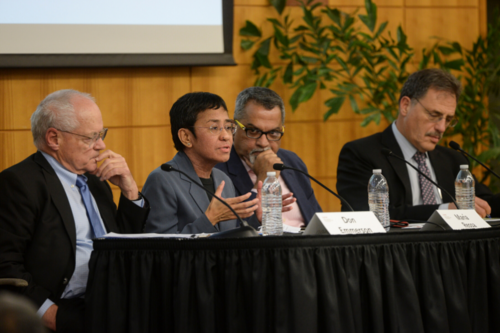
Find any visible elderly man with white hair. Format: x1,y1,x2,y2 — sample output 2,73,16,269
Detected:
0,89,150,333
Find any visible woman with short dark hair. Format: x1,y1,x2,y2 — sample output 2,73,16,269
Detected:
143,92,260,234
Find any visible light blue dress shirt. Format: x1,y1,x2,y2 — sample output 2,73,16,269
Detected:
37,152,143,317
392,122,448,209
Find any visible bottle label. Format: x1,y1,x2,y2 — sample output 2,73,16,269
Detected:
303,212,387,235
428,210,491,230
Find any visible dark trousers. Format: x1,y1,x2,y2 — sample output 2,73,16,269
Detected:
54,298,85,333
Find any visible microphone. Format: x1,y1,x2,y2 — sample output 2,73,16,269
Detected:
381,148,461,209
273,163,354,211
449,141,500,180
161,164,258,238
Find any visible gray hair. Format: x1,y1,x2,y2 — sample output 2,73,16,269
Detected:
30,89,94,149
234,87,285,124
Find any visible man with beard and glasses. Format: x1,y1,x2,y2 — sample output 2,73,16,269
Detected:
215,87,322,228
336,68,500,221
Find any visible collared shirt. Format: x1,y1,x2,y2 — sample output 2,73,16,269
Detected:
37,152,143,317
391,122,448,209
240,157,305,228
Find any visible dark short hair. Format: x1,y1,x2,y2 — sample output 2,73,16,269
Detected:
399,68,462,105
170,92,228,151
234,87,285,124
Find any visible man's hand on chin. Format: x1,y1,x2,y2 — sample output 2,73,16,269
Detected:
245,150,283,186
91,149,139,200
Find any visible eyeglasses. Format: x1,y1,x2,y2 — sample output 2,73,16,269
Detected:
235,120,284,141
414,98,458,128
189,124,237,135
57,128,108,147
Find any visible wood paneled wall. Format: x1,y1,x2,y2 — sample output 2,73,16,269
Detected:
0,0,486,212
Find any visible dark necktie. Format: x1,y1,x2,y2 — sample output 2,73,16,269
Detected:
75,175,106,238
413,152,437,205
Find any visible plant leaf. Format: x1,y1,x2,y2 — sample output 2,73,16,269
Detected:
267,18,283,28
270,0,286,15
323,96,346,120
301,56,319,64
360,113,381,126
255,53,272,68
358,0,377,32
302,6,315,28
265,74,277,87
444,59,465,70
254,38,272,68
241,39,255,50
325,7,342,26
254,73,268,87
349,95,359,113
290,87,303,111
257,38,271,55
477,147,500,161
451,42,463,55
284,62,294,83
437,46,457,55
374,21,388,38
299,82,318,103
336,57,350,75
240,20,261,37
273,25,288,47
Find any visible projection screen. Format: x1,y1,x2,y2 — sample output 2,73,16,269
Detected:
0,0,235,67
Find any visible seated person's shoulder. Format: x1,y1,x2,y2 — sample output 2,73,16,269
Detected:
342,131,383,149
0,154,42,184
143,165,175,193
213,167,233,184
277,148,305,166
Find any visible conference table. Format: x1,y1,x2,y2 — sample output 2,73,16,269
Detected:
85,227,500,333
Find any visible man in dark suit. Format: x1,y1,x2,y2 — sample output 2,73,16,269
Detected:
215,87,322,227
337,68,498,221
0,90,150,332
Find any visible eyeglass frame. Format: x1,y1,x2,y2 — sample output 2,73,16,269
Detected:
234,120,285,141
189,124,237,135
413,98,458,128
56,128,108,147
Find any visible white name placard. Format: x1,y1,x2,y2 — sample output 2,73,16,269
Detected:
428,210,491,230
304,212,386,235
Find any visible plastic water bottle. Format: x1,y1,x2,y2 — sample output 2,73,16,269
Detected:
368,169,390,231
455,164,475,210
262,171,282,236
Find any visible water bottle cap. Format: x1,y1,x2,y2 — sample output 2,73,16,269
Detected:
460,164,469,170
267,171,276,177
373,169,382,174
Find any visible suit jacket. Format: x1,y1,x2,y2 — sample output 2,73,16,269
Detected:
336,125,500,221
0,151,150,309
215,146,322,224
143,151,247,234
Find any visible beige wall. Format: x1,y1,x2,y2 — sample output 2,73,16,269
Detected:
0,0,486,211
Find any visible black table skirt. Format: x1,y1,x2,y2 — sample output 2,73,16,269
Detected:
86,229,500,333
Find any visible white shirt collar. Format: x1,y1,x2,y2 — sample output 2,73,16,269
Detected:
391,122,427,161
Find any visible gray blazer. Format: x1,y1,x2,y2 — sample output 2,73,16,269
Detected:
143,151,240,234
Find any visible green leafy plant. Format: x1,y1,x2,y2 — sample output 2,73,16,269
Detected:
418,13,500,185
240,0,500,186
240,0,414,124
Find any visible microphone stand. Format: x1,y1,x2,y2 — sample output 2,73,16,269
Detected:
381,148,461,209
449,141,500,180
161,164,259,238
273,163,354,211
